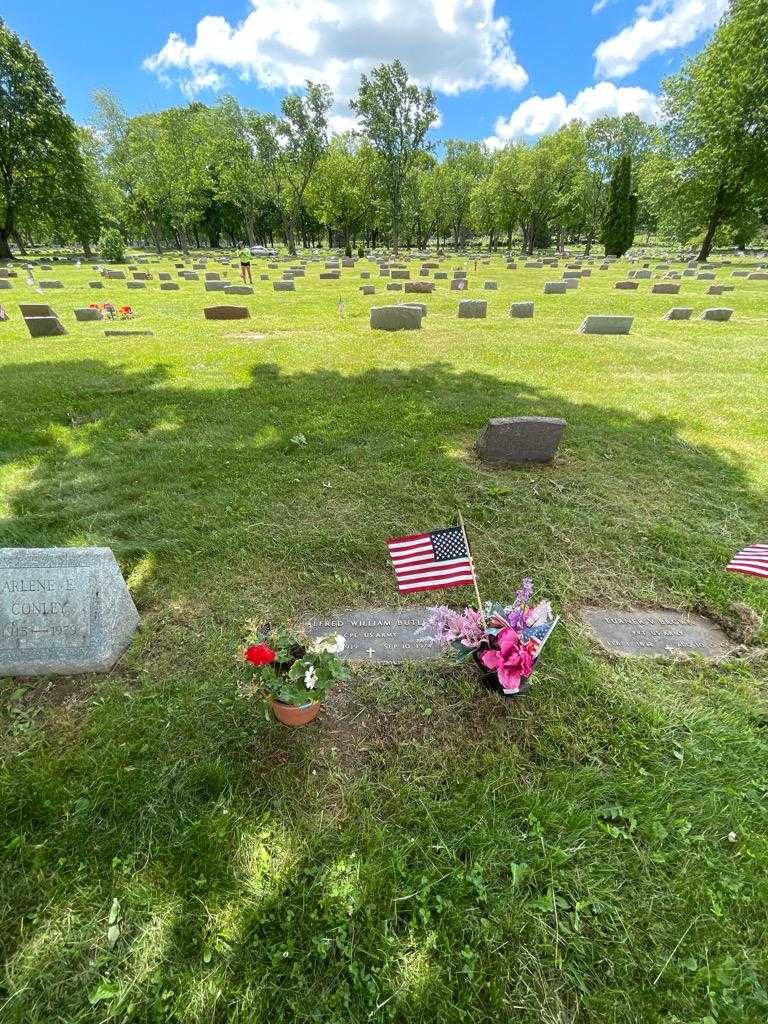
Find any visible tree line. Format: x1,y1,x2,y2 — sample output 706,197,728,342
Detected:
0,0,765,262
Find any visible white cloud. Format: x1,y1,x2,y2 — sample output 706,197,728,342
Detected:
144,0,528,115
485,81,660,148
594,0,728,78
591,0,616,12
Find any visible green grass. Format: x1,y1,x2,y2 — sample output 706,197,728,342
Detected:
1,251,767,1023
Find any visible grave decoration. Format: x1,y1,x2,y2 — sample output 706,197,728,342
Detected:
386,516,558,696
243,627,349,727
421,584,559,697
725,542,767,579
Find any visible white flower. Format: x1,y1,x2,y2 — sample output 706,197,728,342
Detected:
304,666,317,690
728,831,738,843
311,634,346,655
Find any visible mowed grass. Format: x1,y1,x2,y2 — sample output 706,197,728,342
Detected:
1,251,767,1023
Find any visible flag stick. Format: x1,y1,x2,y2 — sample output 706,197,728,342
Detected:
458,511,487,630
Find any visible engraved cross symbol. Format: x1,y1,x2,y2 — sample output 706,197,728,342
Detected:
366,648,375,658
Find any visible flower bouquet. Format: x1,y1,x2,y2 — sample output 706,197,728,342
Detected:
244,627,349,726
421,579,559,697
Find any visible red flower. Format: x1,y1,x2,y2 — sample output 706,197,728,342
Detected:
244,643,276,666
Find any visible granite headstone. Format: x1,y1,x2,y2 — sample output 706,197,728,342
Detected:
0,547,139,676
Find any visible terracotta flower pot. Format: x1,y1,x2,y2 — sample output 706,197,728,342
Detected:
270,699,321,727
472,650,531,698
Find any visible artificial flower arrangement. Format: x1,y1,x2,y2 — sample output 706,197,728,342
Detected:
244,627,349,726
421,579,559,697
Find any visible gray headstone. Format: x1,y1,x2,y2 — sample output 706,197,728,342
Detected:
652,283,681,294
615,281,639,290
457,299,487,319
302,607,442,664
578,315,633,335
204,280,227,292
225,285,253,295
509,301,534,318
104,330,154,336
404,281,434,293
700,308,733,321
544,282,567,294
697,272,716,280
663,307,694,320
0,279,12,290
747,272,768,280
273,280,295,291
203,306,249,320
398,302,427,317
89,281,104,289
475,416,566,465
391,269,410,279
74,307,102,322
450,278,468,290
0,547,139,676
370,305,422,331
581,607,730,660
483,281,498,290
707,285,725,295
39,280,63,289
360,285,375,294
160,282,180,291
23,316,67,338
127,281,145,290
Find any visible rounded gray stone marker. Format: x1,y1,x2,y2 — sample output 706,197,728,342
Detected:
475,416,566,465
0,547,139,677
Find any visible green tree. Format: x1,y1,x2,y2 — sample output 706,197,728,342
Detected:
661,0,768,260
306,134,369,249
351,59,437,251
0,19,86,258
253,82,332,255
99,226,124,262
602,154,636,256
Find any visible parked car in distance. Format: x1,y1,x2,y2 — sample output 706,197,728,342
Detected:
250,245,277,258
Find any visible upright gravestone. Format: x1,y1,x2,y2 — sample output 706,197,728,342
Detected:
475,416,566,465
0,548,139,676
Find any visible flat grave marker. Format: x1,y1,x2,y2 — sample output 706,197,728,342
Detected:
302,607,443,664
581,607,730,659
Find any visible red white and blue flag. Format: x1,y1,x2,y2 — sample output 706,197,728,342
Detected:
725,543,768,579
387,526,477,594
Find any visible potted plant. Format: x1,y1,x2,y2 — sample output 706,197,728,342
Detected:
244,627,349,726
421,579,559,697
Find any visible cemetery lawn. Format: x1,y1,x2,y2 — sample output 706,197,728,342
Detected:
1,254,768,1024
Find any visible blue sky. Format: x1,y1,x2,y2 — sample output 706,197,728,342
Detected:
5,0,727,144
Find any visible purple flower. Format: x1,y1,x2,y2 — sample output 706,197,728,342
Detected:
422,606,487,649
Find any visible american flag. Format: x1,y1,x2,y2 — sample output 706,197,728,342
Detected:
725,543,768,579
387,526,477,594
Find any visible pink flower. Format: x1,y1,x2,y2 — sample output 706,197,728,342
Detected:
524,600,553,628
480,627,537,693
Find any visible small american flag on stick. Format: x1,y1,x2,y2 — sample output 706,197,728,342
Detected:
387,526,477,594
725,543,768,579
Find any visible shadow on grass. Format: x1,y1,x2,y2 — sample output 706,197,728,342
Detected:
1,358,767,1022
1,357,764,619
